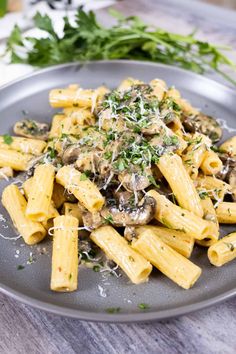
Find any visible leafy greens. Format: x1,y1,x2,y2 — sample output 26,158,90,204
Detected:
5,7,236,85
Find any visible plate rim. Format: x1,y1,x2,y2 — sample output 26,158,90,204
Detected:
1,60,236,322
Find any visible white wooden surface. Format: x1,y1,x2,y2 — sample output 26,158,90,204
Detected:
1,1,236,353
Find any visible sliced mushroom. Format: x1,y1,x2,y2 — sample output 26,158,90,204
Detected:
118,170,151,191
14,119,49,140
124,226,137,241
100,195,156,227
114,191,136,206
182,113,222,143
82,210,104,230
62,144,102,174
64,190,77,203
217,152,236,180
62,144,81,165
228,169,236,201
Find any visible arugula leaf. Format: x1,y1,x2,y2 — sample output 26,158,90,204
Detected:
4,8,236,85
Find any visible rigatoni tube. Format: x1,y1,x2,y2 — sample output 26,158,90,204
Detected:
0,136,46,155
158,154,203,217
132,229,201,289
26,164,55,222
146,190,210,239
2,185,46,245
90,226,152,284
56,165,104,213
208,232,236,266
135,225,194,258
215,202,236,223
0,149,32,171
196,197,219,247
51,215,79,292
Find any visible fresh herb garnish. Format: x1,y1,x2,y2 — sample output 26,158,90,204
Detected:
93,265,100,272
17,265,25,270
224,242,235,251
3,134,13,145
104,215,114,224
5,8,236,86
106,307,121,314
138,303,150,310
80,173,88,181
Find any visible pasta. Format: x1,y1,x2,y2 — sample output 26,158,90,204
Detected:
0,149,32,171
220,136,236,156
134,225,194,258
56,165,104,213
0,136,46,155
51,215,79,291
158,154,203,217
62,202,83,225
208,232,236,266
1,185,46,245
200,150,223,176
2,76,236,294
132,228,201,289
90,226,152,284
215,202,236,223
146,190,209,239
182,133,209,179
196,197,219,247
26,164,55,222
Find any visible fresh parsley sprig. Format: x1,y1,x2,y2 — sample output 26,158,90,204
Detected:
5,8,236,86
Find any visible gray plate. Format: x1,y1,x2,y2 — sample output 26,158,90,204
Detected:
1,60,236,323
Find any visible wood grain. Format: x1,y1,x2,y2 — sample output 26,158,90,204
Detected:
1,0,236,353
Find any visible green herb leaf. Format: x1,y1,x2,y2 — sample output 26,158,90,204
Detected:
106,307,121,314
3,134,13,145
93,265,100,272
17,265,25,270
4,8,236,86
80,173,88,181
138,303,150,310
104,215,114,224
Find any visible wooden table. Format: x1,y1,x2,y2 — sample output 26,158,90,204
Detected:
1,1,236,353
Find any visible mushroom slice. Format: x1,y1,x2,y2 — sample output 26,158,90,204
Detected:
124,226,137,242
14,119,49,140
228,169,236,202
82,210,104,230
62,144,80,165
118,170,152,191
182,113,222,143
100,196,156,227
217,153,236,180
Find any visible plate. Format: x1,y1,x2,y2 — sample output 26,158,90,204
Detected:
1,60,236,323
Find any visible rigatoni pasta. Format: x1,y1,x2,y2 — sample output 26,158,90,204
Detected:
1,185,46,245
2,77,236,295
132,228,201,289
56,165,104,213
51,215,79,291
26,164,55,222
208,232,236,266
0,149,32,171
90,226,152,284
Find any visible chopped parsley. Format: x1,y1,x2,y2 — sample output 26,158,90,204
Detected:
104,215,114,224
17,265,25,270
80,173,88,181
3,134,13,145
106,307,121,314
138,303,150,310
224,242,235,251
93,265,100,272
